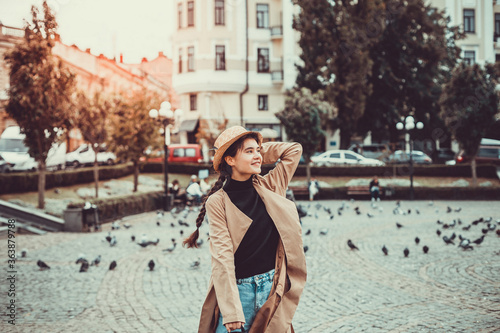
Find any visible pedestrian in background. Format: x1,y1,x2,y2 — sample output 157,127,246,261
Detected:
308,177,319,201
183,126,307,333
370,176,381,204
186,175,204,205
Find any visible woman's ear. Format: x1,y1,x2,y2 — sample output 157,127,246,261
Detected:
225,155,235,167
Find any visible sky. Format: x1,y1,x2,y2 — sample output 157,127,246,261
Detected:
0,0,174,63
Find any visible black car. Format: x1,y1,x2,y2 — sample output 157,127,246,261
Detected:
431,148,456,164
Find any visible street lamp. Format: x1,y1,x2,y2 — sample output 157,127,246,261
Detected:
396,116,424,200
149,101,178,211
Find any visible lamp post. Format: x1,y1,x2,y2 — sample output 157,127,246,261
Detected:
149,101,176,211
396,116,424,200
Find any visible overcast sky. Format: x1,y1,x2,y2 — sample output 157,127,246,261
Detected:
0,0,174,63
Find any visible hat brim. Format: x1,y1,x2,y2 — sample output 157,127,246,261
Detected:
213,131,263,172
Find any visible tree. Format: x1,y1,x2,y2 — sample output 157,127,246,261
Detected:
73,90,113,198
359,0,463,145
439,63,499,186
294,0,384,148
4,1,75,209
107,88,166,192
276,87,335,184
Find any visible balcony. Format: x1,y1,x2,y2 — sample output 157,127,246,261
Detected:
270,25,283,39
271,70,283,82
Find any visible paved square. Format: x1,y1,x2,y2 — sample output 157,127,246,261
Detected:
1,199,499,332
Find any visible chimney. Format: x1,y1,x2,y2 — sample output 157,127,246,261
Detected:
86,48,91,53
158,51,164,57
120,53,123,63
141,57,148,63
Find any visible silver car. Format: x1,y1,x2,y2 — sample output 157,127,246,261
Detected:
311,150,385,167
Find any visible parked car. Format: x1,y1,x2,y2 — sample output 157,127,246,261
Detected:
348,143,391,160
66,144,116,168
0,155,10,173
140,144,205,164
384,150,432,164
431,148,456,164
310,150,385,166
453,138,500,166
0,126,66,172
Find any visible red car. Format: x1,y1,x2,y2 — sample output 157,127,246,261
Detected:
140,144,206,163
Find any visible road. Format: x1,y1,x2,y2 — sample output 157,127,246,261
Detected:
1,199,499,332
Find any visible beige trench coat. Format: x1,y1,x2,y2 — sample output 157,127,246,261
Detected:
198,142,307,333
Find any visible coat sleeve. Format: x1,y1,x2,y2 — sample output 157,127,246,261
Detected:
259,142,302,194
205,193,245,325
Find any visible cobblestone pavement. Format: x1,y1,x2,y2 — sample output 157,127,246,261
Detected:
1,200,499,332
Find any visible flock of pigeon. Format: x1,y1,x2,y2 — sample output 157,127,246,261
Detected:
32,199,500,273
299,200,500,258
34,206,204,273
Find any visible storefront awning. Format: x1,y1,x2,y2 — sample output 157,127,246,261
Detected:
178,119,199,132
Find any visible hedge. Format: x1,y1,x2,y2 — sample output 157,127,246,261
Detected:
66,191,164,223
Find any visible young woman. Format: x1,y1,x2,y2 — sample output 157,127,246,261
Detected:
184,126,307,333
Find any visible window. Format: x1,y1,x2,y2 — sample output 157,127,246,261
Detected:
344,153,358,161
188,46,195,71
216,45,225,70
495,14,500,37
178,3,182,28
178,48,182,73
464,50,475,65
185,148,196,157
256,4,269,28
190,94,197,111
173,148,185,157
463,9,475,33
215,0,225,25
258,95,268,110
188,1,194,27
329,153,341,159
257,48,269,73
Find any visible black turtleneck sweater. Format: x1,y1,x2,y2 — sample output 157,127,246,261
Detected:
223,177,279,279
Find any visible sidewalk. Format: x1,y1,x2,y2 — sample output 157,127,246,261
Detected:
1,199,499,332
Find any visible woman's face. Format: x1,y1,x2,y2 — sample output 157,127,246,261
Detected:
225,138,262,181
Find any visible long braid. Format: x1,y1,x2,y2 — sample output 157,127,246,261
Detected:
183,171,228,248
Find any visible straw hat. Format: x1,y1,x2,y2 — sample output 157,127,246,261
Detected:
213,126,263,172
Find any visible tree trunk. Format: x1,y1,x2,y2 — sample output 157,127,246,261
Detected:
133,160,139,192
38,160,46,209
339,128,351,149
93,148,99,198
471,156,477,187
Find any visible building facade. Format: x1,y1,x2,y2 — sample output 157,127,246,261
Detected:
172,0,300,146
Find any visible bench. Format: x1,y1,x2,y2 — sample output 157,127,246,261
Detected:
289,186,309,200
347,186,393,198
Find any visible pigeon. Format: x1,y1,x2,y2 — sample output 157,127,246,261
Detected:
449,220,456,228
443,236,455,245
79,260,89,272
488,223,497,231
170,223,175,228
396,222,403,229
462,225,471,231
303,245,309,253
485,217,492,223
191,257,201,269
305,229,311,236
156,221,161,227
148,259,155,271
21,249,28,258
454,207,462,213
367,213,374,218
437,220,443,225
382,245,388,256
319,229,328,236
75,255,87,264
196,239,204,247
347,239,359,250
105,232,112,243
138,239,160,248
472,235,485,245
416,209,420,215
37,260,50,270
403,248,409,257
481,228,488,235
111,221,120,230
446,206,452,213
131,235,136,242
496,229,500,237
450,232,456,241
162,243,177,253
91,255,101,267
109,260,117,270
459,239,470,249
422,245,429,254
407,209,411,215
109,236,117,247
436,230,441,236
123,223,132,229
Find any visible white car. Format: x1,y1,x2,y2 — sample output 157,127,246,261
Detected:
311,150,385,167
66,144,116,168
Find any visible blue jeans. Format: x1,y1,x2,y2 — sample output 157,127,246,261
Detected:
216,269,275,333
